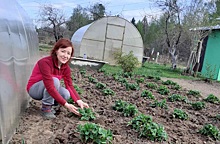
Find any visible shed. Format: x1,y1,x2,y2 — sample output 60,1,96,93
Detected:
0,0,39,143
188,25,220,80
71,16,144,65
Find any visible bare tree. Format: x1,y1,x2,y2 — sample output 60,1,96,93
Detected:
39,4,66,42
156,0,183,69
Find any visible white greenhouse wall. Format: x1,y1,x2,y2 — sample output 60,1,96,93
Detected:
0,0,39,143
71,16,144,64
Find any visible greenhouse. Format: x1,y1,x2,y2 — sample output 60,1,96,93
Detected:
71,16,144,64
0,0,39,143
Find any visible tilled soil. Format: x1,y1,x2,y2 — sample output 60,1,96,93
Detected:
10,68,220,144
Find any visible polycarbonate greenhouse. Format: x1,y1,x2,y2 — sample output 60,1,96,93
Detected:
0,0,39,143
71,16,144,64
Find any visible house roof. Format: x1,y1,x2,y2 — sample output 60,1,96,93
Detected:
189,25,220,31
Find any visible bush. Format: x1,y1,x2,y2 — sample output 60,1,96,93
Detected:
114,51,139,72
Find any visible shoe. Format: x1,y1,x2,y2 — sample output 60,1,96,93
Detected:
51,107,56,114
41,111,56,119
41,104,56,119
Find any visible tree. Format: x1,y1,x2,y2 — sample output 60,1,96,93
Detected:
89,3,105,21
156,0,183,69
38,4,66,42
131,17,136,27
66,5,90,35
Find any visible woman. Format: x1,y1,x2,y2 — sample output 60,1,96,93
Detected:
26,38,89,119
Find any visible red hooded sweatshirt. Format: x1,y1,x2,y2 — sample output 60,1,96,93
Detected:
26,56,80,106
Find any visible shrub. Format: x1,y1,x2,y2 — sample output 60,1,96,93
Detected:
114,51,139,72
77,123,113,144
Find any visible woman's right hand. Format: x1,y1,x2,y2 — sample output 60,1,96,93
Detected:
64,102,80,116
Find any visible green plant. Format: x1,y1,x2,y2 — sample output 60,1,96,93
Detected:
199,124,220,140
77,122,113,144
114,51,139,72
74,85,83,94
141,90,155,99
172,108,188,120
88,76,98,83
98,67,106,73
204,94,220,104
122,104,138,117
204,62,216,83
191,101,205,110
162,80,176,85
150,99,168,109
67,98,74,104
187,90,200,96
157,85,170,95
125,83,139,91
135,77,145,84
146,82,158,89
79,69,86,76
113,100,138,117
168,94,185,102
171,84,181,90
96,82,107,89
78,108,96,121
102,88,115,96
128,114,167,142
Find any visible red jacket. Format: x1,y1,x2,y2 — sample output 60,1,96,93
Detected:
26,56,80,106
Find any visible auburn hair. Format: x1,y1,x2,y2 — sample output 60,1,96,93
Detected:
51,38,74,60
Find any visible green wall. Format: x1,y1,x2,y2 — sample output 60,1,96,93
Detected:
201,30,220,80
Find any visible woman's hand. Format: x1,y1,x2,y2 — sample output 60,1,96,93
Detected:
64,102,80,116
76,100,89,109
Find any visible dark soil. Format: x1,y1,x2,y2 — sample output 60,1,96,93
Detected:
10,68,220,144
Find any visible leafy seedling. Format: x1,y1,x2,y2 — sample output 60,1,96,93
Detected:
78,108,96,121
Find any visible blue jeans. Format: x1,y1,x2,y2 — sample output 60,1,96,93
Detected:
28,77,70,105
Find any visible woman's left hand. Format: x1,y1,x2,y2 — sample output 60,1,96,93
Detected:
76,100,89,109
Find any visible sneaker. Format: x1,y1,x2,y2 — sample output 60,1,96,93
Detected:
41,111,56,119
41,104,56,119
51,107,56,114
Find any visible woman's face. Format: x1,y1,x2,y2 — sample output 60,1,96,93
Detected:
56,46,72,65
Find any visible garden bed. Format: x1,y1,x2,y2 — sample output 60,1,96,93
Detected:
10,68,220,144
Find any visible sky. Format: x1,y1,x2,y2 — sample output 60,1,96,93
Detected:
17,0,162,26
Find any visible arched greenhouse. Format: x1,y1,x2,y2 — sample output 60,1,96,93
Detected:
0,0,39,143
71,16,144,64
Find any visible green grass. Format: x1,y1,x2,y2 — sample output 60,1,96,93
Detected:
101,62,201,80
39,44,53,52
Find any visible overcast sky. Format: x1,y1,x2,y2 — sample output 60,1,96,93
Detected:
17,0,162,24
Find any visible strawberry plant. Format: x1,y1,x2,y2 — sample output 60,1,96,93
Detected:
157,85,170,95
127,114,153,131
172,108,188,120
88,76,98,83
204,94,220,104
74,85,83,94
67,98,74,104
171,84,181,90
150,99,168,109
79,69,86,76
168,94,186,102
113,100,138,117
187,90,200,97
77,122,113,144
98,67,106,73
162,80,176,85
96,82,106,89
199,124,220,140
146,82,158,89
125,82,139,91
128,114,167,142
78,108,96,121
191,101,205,110
141,90,155,99
113,100,127,112
122,104,138,117
135,77,144,84
123,72,134,78
102,88,115,96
